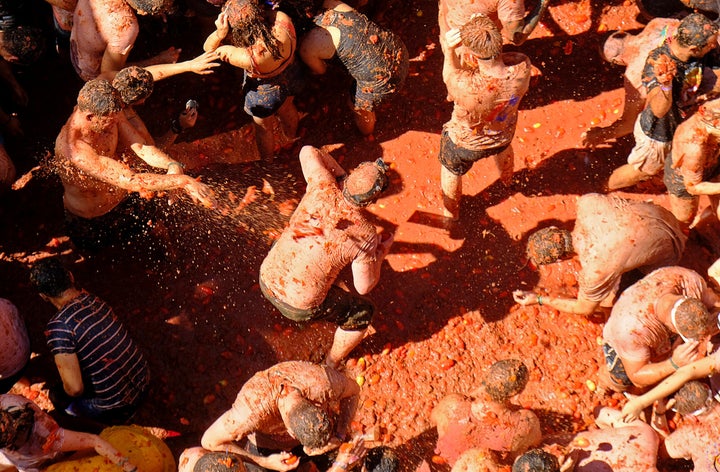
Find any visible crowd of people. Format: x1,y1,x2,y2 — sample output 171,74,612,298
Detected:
3,0,720,470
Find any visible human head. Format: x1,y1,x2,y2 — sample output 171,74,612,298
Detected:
29,258,74,298
673,380,714,416
512,449,559,472
525,227,573,266
76,79,124,116
364,446,399,472
0,403,35,451
675,13,718,53
600,31,630,66
285,398,333,452
459,14,502,60
482,359,529,402
125,0,175,15
112,66,154,106
193,451,246,472
670,296,718,342
0,25,45,65
343,159,389,207
224,0,282,60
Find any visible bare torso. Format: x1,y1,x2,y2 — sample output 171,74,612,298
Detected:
54,110,129,218
444,53,531,150
70,0,138,80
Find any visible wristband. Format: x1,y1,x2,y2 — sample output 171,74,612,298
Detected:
537,295,543,306
660,85,672,93
670,358,679,370
332,462,348,470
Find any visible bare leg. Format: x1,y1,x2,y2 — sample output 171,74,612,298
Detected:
352,107,376,136
252,115,277,160
277,97,299,140
494,146,514,185
607,164,651,190
325,327,367,368
441,165,461,220
668,194,698,228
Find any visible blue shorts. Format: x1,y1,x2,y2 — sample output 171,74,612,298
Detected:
602,343,633,390
243,61,304,119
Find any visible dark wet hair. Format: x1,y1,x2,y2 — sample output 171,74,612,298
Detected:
112,66,154,105
225,0,283,60
343,159,389,207
526,227,573,266
193,452,245,472
365,446,399,472
0,403,35,450
125,0,174,15
29,258,74,298
513,449,559,472
2,25,45,65
673,297,716,340
76,79,124,116
460,14,502,60
482,359,529,402
676,13,718,49
673,380,711,416
286,398,333,450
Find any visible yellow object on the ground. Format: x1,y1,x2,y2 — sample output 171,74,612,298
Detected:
46,425,176,472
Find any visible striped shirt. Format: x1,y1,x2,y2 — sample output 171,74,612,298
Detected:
45,292,148,410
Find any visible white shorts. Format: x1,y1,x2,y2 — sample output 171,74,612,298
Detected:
626,116,672,176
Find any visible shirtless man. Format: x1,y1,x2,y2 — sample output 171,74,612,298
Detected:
438,0,549,48
512,193,686,316
70,0,179,81
198,361,360,471
584,18,679,147
664,97,720,226
299,0,409,135
601,266,720,392
512,408,659,472
428,359,541,467
438,15,530,220
259,145,393,368
606,13,720,190
54,78,216,251
660,381,720,471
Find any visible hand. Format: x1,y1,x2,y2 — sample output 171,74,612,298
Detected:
186,51,221,75
672,340,701,368
263,451,301,471
334,436,367,469
178,107,198,130
215,11,230,38
651,54,677,86
445,28,462,48
621,397,644,423
183,178,217,209
513,290,537,305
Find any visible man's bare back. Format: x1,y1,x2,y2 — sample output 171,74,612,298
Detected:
71,0,139,81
